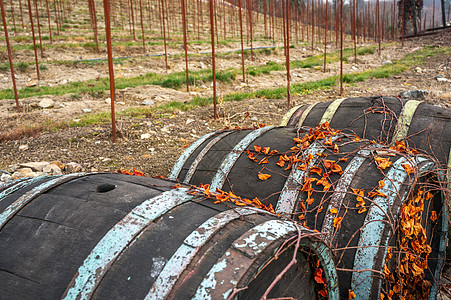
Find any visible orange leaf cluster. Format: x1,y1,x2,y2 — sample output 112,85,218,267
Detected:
117,168,145,177
314,265,328,298
374,156,393,170
258,172,271,180
351,188,366,213
186,183,275,214
382,189,433,299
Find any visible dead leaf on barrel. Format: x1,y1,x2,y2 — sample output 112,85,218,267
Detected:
324,136,333,146
314,268,325,284
430,211,437,222
254,145,262,153
368,190,388,198
323,159,336,169
330,163,343,174
318,288,328,298
258,157,269,164
269,150,279,155
309,166,322,176
358,207,367,214
348,290,356,299
330,208,338,214
262,146,270,155
247,152,258,162
333,217,343,228
401,163,414,174
183,143,190,148
378,180,385,189
203,184,210,196
258,173,271,180
374,156,393,170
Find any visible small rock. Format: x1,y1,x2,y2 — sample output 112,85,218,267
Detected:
19,161,50,172
148,148,155,152
415,67,422,73
141,99,155,106
105,98,111,104
240,82,248,87
43,164,63,175
19,145,29,150
51,161,65,170
186,118,195,125
60,79,68,85
82,108,92,113
199,62,206,69
27,81,37,87
141,133,151,139
0,173,12,183
38,98,54,109
102,158,112,163
292,73,303,78
436,75,448,82
65,162,83,173
382,60,392,65
161,126,170,133
399,89,430,99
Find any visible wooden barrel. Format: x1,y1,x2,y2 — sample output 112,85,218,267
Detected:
280,96,451,167
0,173,338,300
170,126,448,299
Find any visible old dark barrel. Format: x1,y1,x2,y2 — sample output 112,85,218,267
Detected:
280,96,451,167
0,173,338,300
170,125,448,299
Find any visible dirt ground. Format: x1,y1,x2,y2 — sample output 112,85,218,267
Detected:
1,31,450,176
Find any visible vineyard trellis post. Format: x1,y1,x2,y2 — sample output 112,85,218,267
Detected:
103,0,117,143
0,0,20,112
209,0,218,120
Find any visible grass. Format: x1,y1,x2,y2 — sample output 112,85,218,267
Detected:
2,45,449,131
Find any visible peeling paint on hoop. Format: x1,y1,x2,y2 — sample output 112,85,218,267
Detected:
62,188,194,300
169,131,218,180
351,156,433,299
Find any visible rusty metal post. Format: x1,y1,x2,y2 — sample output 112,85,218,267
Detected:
324,0,328,73
209,0,217,120
8,0,16,32
139,0,145,51
102,0,117,143
161,0,168,68
181,0,189,91
247,0,253,60
339,0,343,95
401,0,405,46
312,0,315,51
238,0,245,82
45,0,52,43
19,0,25,28
53,0,59,35
33,0,43,58
130,0,136,39
27,0,40,80
353,0,356,61
1,0,20,113
285,0,290,109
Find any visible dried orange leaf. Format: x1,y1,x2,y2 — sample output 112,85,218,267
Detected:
368,190,388,198
333,144,339,153
333,217,343,228
318,288,328,298
401,163,414,174
330,208,338,214
323,159,335,169
276,160,285,167
331,164,343,174
269,150,279,155
378,180,385,189
306,197,315,205
262,146,270,155
324,136,333,146
309,166,322,176
339,157,349,162
374,156,393,170
258,157,269,165
358,207,367,214
430,211,437,222
318,206,323,213
298,164,307,170
348,290,356,300
258,172,271,180
254,145,262,153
